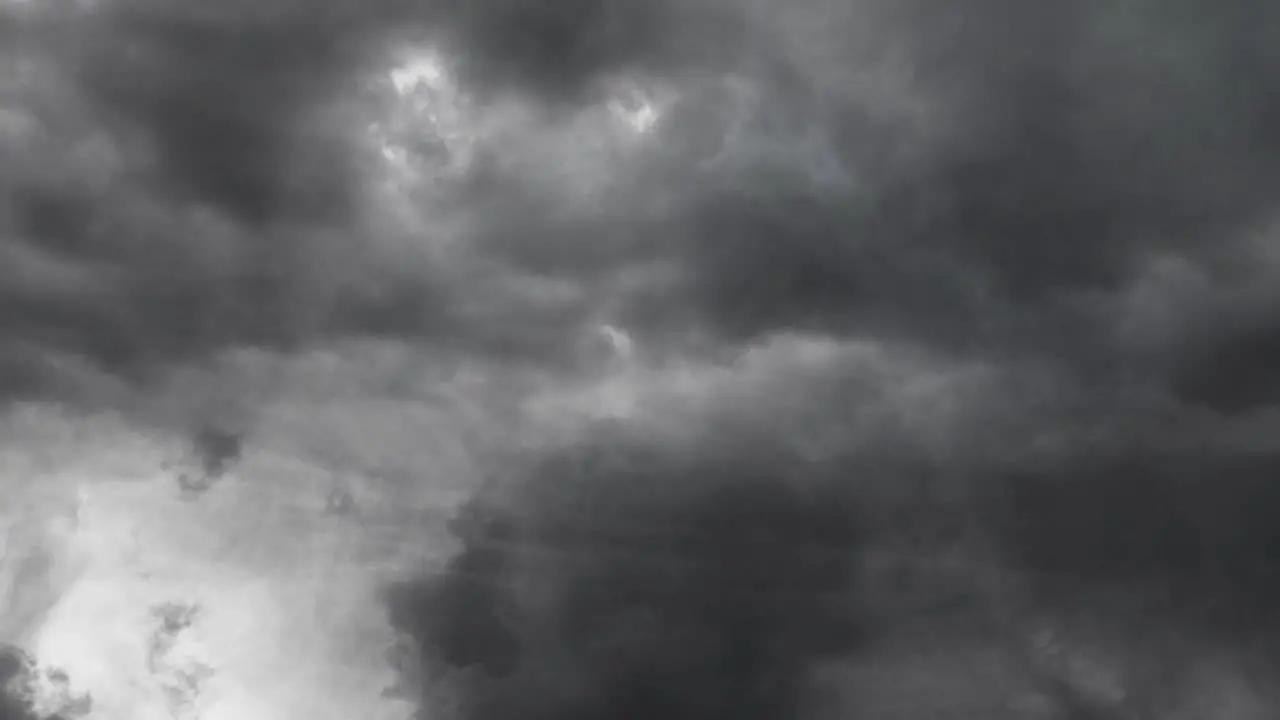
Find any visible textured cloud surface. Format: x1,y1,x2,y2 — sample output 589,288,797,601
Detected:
5,0,1280,403
3,0,1280,718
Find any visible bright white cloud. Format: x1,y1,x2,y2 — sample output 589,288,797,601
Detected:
0,397,466,720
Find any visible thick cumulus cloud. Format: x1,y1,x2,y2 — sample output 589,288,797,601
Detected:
5,0,1280,401
2,1,353,399
6,0,1280,717
385,427,869,720
378,0,1280,715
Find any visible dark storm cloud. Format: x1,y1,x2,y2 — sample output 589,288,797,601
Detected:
1,4,1279,720
0,643,90,720
0,0,705,403
369,0,1280,715
992,444,1280,637
1173,321,1280,412
3,0,1279,405
5,0,1280,711
418,0,749,102
0,0,421,401
902,0,1280,358
0,644,36,720
14,0,400,224
412,0,1280,408
386,431,867,720
646,0,1280,376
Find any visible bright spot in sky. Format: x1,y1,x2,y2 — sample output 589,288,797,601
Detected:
370,46,475,188
599,324,634,361
603,78,668,136
389,53,447,97
607,95,659,134
5,454,413,720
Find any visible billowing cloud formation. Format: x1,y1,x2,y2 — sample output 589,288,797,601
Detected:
3,0,1280,405
385,427,868,720
5,0,1280,717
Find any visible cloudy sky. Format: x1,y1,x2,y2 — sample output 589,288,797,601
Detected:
3,0,1280,718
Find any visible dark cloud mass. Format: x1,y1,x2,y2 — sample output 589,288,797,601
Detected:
6,0,1280,716
423,0,706,101
386,434,866,720
0,644,35,720
2,0,1280,394
75,13,351,223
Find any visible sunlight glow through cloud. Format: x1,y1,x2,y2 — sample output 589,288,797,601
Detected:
368,45,476,188
389,55,447,97
605,84,662,134
6,430,416,720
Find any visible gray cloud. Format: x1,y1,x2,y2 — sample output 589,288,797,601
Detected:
6,0,1280,714
386,426,868,720
3,0,1279,405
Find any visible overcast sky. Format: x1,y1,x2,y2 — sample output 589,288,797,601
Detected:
3,0,1280,718
3,0,1280,427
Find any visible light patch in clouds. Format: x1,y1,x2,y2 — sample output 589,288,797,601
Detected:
2,0,1280,717
597,323,634,361
389,52,448,97
602,76,673,136
367,44,476,189
607,93,659,134
518,332,1017,467
0,391,481,720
